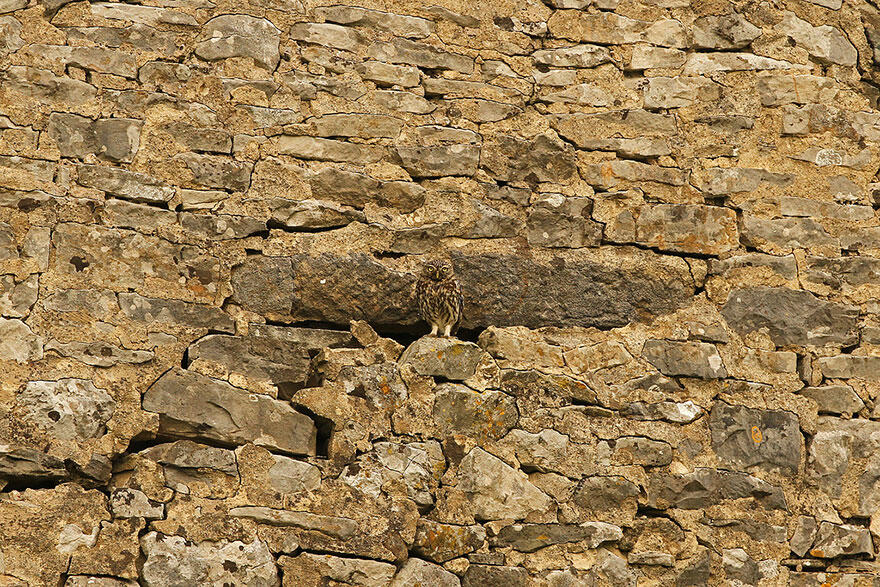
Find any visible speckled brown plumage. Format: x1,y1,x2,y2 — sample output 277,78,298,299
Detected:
416,259,463,337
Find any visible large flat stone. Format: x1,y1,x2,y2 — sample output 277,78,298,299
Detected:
432,384,518,440
721,287,858,347
142,368,317,456
118,293,233,332
18,379,115,442
195,15,280,70
709,402,801,474
642,340,727,378
240,252,693,329
458,448,553,521
645,468,787,510
140,532,278,587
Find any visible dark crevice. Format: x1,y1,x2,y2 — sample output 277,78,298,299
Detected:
288,403,333,458
265,219,348,234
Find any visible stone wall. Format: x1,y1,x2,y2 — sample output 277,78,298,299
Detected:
3,0,880,584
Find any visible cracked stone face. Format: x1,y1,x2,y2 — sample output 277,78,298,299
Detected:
1,0,879,583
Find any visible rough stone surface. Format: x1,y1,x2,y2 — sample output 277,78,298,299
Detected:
642,340,727,378
708,402,802,474
400,338,486,381
2,0,879,583
722,287,859,347
140,532,279,586
458,448,553,521
143,368,317,456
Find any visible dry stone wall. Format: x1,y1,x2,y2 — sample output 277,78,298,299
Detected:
3,0,880,584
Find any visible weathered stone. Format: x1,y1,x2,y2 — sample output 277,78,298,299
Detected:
44,340,153,367
412,519,486,563
140,532,279,587
613,437,673,466
778,11,857,66
267,454,321,494
187,332,315,395
90,2,197,26
481,134,577,184
548,11,686,47
457,448,553,521
65,578,137,587
0,274,38,318
290,22,364,52
368,38,473,73
462,565,530,587
195,15,281,70
642,340,727,378
0,445,67,482
797,385,864,415
722,287,858,347
500,369,596,405
372,90,435,114
554,110,677,142
174,153,253,191
310,113,403,139
808,417,880,515
230,256,295,319
623,400,704,424
136,440,239,496
143,368,317,456
316,6,434,38
741,217,838,254
109,488,164,520
228,506,358,538
629,45,685,69
400,338,486,381
683,53,809,74
278,553,395,587
533,44,611,68
0,318,42,363
790,147,870,168
693,11,761,49
77,165,173,204
391,558,460,587
539,83,609,106
494,522,622,552
433,384,518,440
645,468,787,510
397,144,480,178
803,256,880,292
341,440,443,508
790,516,818,557
621,204,738,255
527,194,602,248
279,136,385,164
708,253,797,279
709,402,801,474
178,213,265,241
1,66,97,105
582,160,687,189
0,0,25,13
818,355,880,379
237,105,303,127
118,293,234,332
810,522,872,558
26,44,137,77
722,548,759,585
102,199,176,232
640,76,721,109
309,168,425,212
270,198,364,230
756,74,838,106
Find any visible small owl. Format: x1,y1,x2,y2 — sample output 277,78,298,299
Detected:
416,259,463,337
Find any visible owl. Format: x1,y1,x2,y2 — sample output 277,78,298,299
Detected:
416,259,463,337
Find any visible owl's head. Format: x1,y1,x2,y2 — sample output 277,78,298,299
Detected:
422,259,453,281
